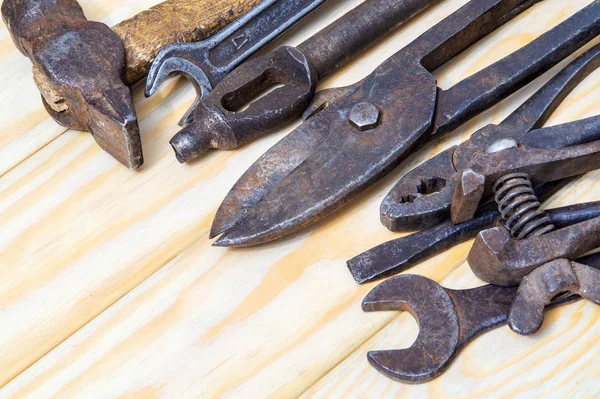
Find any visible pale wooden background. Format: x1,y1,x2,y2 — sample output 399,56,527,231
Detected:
0,0,599,398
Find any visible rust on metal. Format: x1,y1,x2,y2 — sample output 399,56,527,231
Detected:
450,115,600,224
1,0,263,168
145,0,328,128
2,0,142,168
348,197,600,284
211,0,600,247
361,251,600,384
508,258,600,335
468,216,600,286
381,40,600,232
161,0,443,163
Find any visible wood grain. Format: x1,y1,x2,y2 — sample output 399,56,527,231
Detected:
0,0,598,397
0,0,261,176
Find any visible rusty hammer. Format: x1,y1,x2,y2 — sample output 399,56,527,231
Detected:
1,0,261,169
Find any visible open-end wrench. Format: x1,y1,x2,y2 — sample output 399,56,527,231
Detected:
152,0,443,163
145,0,328,128
362,251,600,384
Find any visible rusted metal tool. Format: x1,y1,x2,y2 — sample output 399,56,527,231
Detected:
152,0,443,163
1,0,268,168
468,214,600,286
508,258,600,335
362,251,600,384
348,198,600,284
212,0,600,247
145,0,328,128
450,114,600,226
380,42,600,232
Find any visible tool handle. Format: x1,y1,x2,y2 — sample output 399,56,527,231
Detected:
548,201,600,229
501,43,600,132
521,115,600,149
435,0,600,136
298,0,442,80
114,0,262,85
407,0,540,70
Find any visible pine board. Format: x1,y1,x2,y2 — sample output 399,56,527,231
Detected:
0,0,598,397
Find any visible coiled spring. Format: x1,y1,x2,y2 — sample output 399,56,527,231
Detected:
493,173,555,239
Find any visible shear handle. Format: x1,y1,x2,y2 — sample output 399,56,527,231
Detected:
434,0,600,136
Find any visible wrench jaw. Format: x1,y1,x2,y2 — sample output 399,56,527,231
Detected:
362,275,461,384
508,259,600,335
145,41,216,127
380,149,457,232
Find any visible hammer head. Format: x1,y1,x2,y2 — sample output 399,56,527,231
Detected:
2,0,143,169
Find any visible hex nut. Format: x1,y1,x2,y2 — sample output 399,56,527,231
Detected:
349,102,380,131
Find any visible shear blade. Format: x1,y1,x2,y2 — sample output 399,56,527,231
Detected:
210,106,336,240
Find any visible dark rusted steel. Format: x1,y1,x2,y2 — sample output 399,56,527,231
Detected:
162,0,443,163
450,115,600,224
381,43,600,232
212,0,600,247
468,216,600,286
348,196,600,284
145,0,328,128
508,258,600,335
2,0,142,168
362,252,600,384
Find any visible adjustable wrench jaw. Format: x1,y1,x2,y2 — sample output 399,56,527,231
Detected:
508,258,600,335
168,46,317,163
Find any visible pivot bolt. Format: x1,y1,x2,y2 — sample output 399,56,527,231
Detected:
349,102,380,131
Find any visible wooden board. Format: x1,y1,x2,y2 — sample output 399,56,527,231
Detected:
0,0,598,397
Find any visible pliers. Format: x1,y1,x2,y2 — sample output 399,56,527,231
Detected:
210,0,600,247
382,42,600,232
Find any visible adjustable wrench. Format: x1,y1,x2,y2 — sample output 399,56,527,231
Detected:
348,197,600,284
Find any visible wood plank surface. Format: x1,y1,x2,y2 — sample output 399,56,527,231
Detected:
0,0,599,397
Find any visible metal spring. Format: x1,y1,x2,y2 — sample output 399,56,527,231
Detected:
493,173,555,239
